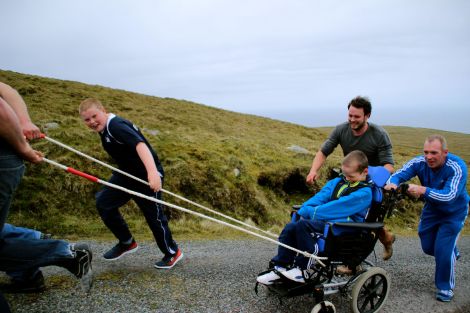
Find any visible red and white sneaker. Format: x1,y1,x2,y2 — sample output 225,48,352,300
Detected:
154,249,183,269
103,240,138,261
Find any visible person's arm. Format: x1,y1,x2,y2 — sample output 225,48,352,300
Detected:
136,142,162,192
384,156,421,190
0,97,42,163
421,160,467,209
0,82,41,140
303,187,372,221
383,163,394,173
306,126,341,184
306,150,327,184
298,178,338,218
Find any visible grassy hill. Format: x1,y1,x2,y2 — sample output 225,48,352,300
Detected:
1,69,469,239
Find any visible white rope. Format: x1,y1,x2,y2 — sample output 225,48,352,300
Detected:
42,135,278,238
42,157,327,266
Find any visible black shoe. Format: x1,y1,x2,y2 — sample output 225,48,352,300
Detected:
103,239,138,261
61,243,93,292
66,243,93,279
58,243,92,278
0,271,46,294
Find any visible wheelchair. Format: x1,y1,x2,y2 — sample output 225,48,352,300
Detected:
255,167,405,313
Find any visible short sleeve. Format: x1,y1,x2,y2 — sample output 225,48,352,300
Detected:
320,125,342,156
109,120,144,148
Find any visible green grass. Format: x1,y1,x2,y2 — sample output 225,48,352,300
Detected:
1,69,469,239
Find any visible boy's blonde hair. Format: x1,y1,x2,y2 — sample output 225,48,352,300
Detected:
342,150,369,173
79,98,105,114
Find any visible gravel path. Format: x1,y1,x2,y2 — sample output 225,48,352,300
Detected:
3,236,470,313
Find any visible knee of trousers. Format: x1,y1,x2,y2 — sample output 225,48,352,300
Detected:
421,245,434,256
294,219,316,233
419,236,435,256
277,222,298,242
96,198,116,218
281,222,298,235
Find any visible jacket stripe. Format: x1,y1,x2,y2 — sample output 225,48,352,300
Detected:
428,159,462,202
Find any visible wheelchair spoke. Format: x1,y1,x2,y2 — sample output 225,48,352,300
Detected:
358,275,386,313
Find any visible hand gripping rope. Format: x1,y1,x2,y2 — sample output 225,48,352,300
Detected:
42,157,327,266
41,134,278,239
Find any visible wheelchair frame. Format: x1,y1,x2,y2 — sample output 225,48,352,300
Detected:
255,181,405,313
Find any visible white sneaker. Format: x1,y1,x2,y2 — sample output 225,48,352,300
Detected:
256,266,285,285
280,267,305,283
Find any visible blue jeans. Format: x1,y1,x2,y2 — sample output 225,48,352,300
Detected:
2,223,41,281
0,292,11,313
2,224,41,240
0,153,73,275
0,153,24,230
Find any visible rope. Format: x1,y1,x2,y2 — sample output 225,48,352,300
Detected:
42,157,327,266
41,135,278,238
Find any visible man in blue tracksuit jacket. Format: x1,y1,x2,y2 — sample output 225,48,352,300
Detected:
386,134,469,302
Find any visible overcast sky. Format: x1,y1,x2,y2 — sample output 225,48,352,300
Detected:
2,0,469,133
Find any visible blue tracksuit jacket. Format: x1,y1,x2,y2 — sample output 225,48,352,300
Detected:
388,153,468,218
388,153,469,291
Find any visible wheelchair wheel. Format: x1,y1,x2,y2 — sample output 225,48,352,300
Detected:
311,301,335,313
350,267,390,313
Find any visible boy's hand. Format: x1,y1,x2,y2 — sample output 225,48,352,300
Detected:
135,142,161,192
148,171,162,192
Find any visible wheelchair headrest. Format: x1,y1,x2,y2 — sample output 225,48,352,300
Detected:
368,166,390,188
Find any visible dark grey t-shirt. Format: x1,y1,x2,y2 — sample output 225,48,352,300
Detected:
320,122,394,166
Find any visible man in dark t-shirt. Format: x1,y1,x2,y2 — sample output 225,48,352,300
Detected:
306,96,395,261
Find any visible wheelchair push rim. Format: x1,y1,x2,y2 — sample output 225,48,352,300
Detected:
350,267,390,313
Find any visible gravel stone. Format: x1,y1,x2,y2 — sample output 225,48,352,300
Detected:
2,236,469,313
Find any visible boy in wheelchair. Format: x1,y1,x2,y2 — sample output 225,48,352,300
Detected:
257,150,374,285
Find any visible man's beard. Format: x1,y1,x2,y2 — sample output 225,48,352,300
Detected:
350,120,366,131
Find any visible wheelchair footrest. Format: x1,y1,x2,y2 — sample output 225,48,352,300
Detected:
266,279,320,298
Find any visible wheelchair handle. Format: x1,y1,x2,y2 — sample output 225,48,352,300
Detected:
399,183,409,195
384,183,409,218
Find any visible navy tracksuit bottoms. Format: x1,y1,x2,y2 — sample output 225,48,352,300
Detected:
96,173,178,257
